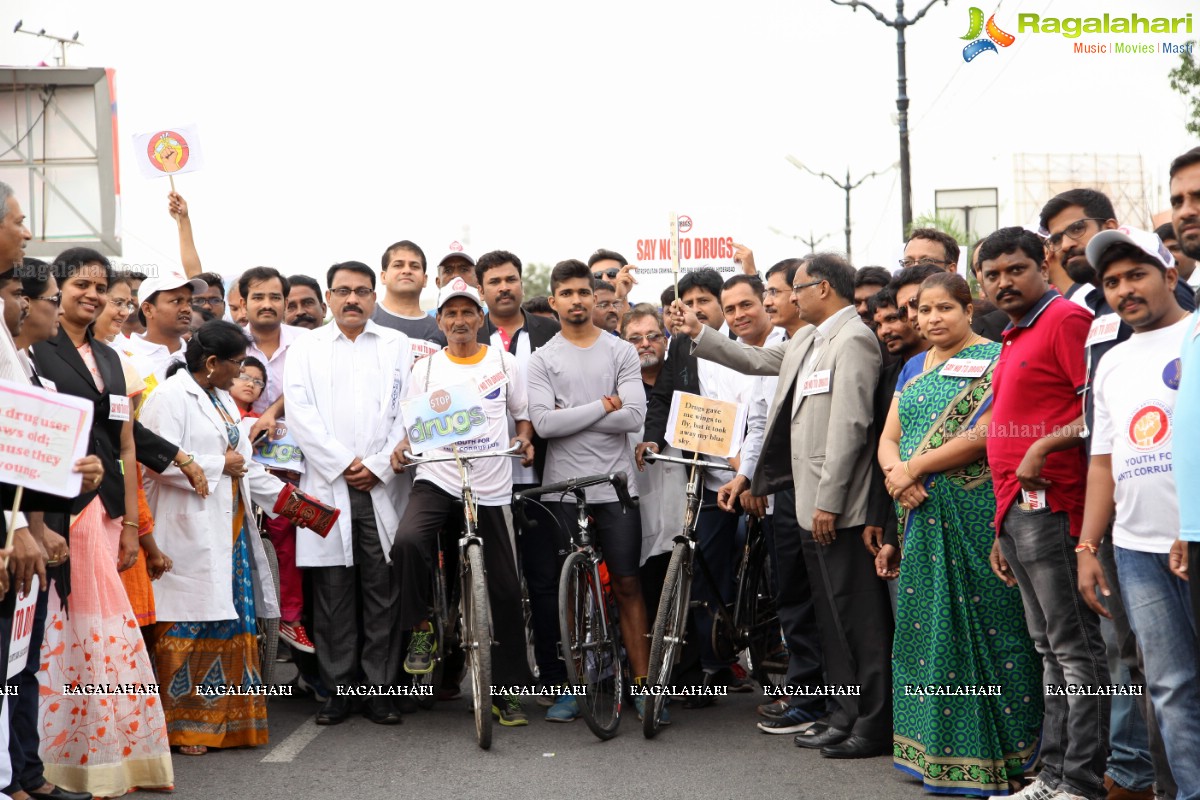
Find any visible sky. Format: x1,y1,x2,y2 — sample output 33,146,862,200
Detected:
3,0,1198,304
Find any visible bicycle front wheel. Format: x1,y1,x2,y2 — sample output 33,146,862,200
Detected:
463,541,493,750
643,540,690,739
559,550,622,740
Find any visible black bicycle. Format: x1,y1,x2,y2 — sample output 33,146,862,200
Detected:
513,472,637,740
401,443,523,750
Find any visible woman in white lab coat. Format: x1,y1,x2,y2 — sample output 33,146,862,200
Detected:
140,320,286,755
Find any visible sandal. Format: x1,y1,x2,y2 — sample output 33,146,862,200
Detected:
177,745,207,756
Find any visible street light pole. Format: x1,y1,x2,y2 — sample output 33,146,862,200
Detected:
785,156,896,262
830,0,948,237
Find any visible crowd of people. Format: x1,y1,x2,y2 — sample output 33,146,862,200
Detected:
0,144,1196,800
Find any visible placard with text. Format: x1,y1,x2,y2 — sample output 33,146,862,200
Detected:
665,391,747,459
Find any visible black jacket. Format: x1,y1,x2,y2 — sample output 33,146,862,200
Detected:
31,329,176,517
971,309,1009,341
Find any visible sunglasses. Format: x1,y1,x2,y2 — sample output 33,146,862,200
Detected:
592,268,620,280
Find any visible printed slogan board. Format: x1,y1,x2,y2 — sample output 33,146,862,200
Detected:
665,391,747,459
0,379,93,497
132,125,205,178
629,214,738,303
401,383,487,455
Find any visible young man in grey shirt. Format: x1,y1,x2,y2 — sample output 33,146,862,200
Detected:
526,258,652,718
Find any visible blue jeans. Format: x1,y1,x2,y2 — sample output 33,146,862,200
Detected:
998,502,1109,800
1114,546,1200,800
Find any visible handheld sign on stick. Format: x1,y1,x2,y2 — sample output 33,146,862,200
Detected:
133,125,205,228
669,211,681,302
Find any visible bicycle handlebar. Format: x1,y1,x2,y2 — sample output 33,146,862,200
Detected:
401,442,523,465
513,472,638,513
643,450,737,473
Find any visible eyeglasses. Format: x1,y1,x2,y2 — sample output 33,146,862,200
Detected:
108,298,137,313
1045,218,1106,252
33,292,62,307
791,279,824,294
234,373,265,389
193,296,225,307
592,268,620,280
898,257,951,269
626,332,664,345
222,357,247,368
595,300,619,310
329,287,374,298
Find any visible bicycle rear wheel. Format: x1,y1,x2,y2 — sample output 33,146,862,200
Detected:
463,541,493,750
257,534,280,687
559,550,622,740
642,541,690,739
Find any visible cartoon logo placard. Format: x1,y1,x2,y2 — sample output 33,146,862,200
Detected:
1127,403,1171,451
147,130,189,173
962,7,1016,62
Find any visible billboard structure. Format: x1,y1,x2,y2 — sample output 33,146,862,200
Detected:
0,67,121,257
1013,153,1151,230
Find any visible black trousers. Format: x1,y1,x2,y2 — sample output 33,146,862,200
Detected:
798,521,893,742
311,487,403,691
390,480,532,688
5,582,49,794
513,483,567,686
771,488,826,715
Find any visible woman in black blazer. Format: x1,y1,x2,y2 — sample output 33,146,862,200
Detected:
28,247,200,796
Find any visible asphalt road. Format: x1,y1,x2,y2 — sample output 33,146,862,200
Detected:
165,664,921,800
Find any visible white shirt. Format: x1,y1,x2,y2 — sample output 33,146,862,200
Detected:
245,323,307,413
489,329,538,487
330,326,385,459
696,323,758,492
122,332,185,391
407,346,528,506
1092,316,1189,553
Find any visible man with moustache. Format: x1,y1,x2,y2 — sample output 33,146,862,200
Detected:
763,259,806,338
592,280,622,334
191,272,226,322
286,275,327,329
124,271,209,390
1170,145,1200,666
471,249,567,716
1154,221,1198,291
286,261,413,725
1041,188,1194,800
226,280,247,326
240,267,306,441
853,267,891,327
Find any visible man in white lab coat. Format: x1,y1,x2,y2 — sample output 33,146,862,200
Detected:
284,261,413,726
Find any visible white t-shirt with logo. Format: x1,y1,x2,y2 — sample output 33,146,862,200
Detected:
406,345,528,506
1092,316,1189,553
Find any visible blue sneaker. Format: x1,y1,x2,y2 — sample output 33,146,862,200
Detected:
633,694,670,726
756,705,821,734
545,693,580,722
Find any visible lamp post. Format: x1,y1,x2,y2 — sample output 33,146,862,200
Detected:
829,0,948,237
769,226,829,255
785,156,896,262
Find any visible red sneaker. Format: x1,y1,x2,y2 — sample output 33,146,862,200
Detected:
280,622,316,654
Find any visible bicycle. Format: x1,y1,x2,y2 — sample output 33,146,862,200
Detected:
710,513,787,689
513,472,637,740
639,450,737,738
400,443,523,751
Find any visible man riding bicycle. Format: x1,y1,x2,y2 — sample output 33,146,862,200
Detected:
390,278,536,727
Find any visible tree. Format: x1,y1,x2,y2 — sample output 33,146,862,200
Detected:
907,211,967,244
1169,43,1200,137
522,262,552,298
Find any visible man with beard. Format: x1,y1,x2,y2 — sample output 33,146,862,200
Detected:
287,274,327,329
471,249,567,717
124,272,208,390
373,241,442,362
1154,221,1198,292
191,272,226,322
526,259,651,719
1040,189,1188,800
1169,147,1200,300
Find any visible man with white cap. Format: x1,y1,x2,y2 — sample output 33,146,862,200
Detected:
435,246,478,289
389,276,535,728
122,270,207,392
1075,226,1200,800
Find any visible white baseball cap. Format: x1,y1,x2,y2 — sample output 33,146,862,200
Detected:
139,271,208,302
436,276,483,310
1085,226,1175,276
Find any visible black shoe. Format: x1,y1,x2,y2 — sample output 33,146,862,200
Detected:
819,734,891,759
396,694,419,714
793,723,850,749
27,788,93,800
316,695,352,725
363,697,402,725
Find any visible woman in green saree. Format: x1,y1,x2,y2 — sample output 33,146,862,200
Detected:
877,273,1042,797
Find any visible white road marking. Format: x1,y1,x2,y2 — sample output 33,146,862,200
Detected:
260,715,325,763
